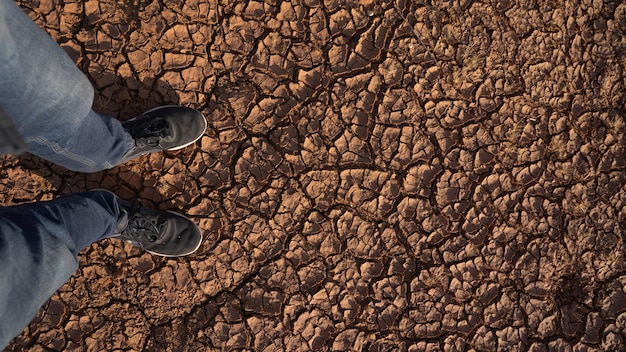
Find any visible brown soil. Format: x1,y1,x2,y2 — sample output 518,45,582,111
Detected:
3,0,626,350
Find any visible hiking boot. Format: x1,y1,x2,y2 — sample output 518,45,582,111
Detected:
112,197,203,257
121,105,207,162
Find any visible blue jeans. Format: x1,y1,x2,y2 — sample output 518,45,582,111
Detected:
0,191,123,348
0,0,133,347
0,0,133,173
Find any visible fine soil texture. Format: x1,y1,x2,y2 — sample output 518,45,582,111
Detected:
3,0,626,351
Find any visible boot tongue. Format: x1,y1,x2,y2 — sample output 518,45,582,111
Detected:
126,215,160,242
144,118,168,133
133,118,171,148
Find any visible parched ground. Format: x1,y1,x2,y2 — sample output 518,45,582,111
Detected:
2,0,626,350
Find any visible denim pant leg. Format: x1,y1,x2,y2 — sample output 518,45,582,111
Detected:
0,0,133,173
0,190,122,349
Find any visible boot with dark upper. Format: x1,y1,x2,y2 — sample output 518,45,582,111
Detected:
121,105,207,162
112,195,203,257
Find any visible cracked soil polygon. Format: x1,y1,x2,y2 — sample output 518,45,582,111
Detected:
3,0,626,350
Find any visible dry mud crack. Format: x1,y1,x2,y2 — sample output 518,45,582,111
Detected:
3,0,626,350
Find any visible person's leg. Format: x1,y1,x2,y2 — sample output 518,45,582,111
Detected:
0,190,122,348
0,0,133,172
0,189,203,348
0,0,207,172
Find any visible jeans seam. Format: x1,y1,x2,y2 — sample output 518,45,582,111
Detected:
27,135,99,168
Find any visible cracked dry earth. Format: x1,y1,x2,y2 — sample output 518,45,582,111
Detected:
3,0,626,350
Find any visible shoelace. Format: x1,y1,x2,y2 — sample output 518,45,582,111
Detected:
129,118,171,148
121,202,163,243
